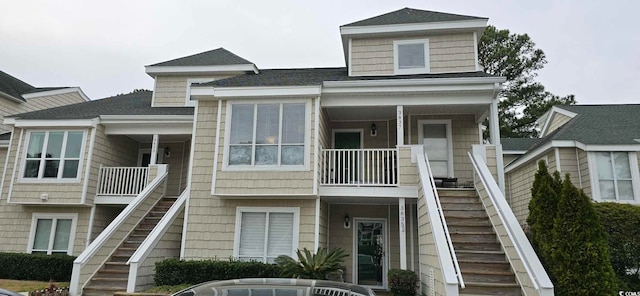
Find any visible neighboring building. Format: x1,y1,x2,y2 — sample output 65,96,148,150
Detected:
505,104,640,226
0,8,552,296
0,70,89,210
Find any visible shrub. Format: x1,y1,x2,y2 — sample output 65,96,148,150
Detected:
551,175,617,295
388,269,418,296
154,258,283,286
594,202,640,291
0,252,75,281
275,247,348,280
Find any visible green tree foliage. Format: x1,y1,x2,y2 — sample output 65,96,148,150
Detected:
275,247,348,280
479,26,576,138
594,202,640,290
551,175,617,295
527,161,561,274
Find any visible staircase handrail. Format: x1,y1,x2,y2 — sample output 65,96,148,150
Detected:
70,165,168,296
468,151,554,295
419,150,465,288
126,188,189,292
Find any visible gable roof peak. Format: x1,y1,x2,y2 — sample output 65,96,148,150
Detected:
148,47,255,67
341,7,487,27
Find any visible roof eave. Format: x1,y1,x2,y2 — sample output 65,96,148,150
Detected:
191,85,322,99
145,64,259,77
21,87,90,101
0,91,25,103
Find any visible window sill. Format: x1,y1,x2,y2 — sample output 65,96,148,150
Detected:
17,178,82,184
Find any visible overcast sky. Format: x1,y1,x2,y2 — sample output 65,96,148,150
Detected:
1,0,638,104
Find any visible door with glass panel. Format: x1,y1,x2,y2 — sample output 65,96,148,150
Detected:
418,120,453,177
354,219,386,289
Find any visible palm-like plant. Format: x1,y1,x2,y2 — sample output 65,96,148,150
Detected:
275,247,348,280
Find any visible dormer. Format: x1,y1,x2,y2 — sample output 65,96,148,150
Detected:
340,8,488,77
145,48,258,107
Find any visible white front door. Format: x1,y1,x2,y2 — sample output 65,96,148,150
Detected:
418,120,453,178
353,218,387,289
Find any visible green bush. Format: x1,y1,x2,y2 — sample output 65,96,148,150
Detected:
0,252,75,281
388,269,418,296
154,258,283,286
594,202,640,291
551,176,617,295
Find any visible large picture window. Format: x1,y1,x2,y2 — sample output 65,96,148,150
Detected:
595,152,635,201
227,102,306,168
234,207,299,263
28,214,76,255
22,131,84,180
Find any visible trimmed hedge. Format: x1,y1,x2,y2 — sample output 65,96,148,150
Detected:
388,269,418,296
0,252,75,281
594,202,640,291
155,258,283,286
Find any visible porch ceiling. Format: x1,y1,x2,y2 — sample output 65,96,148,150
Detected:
325,104,489,121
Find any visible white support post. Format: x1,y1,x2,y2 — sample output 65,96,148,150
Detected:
489,100,500,146
399,197,407,269
151,134,159,165
397,105,404,145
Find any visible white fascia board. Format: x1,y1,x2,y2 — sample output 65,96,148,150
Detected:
22,87,91,101
581,144,640,151
99,115,194,123
538,106,578,136
0,140,9,147
502,150,527,154
195,85,322,99
322,93,494,107
145,64,259,75
322,83,497,96
323,76,505,89
340,19,488,36
505,142,554,173
104,122,193,135
10,118,99,128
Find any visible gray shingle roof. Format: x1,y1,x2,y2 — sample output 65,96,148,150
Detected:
501,138,542,151
10,90,193,120
0,70,36,101
342,8,486,27
548,105,640,145
199,68,497,87
149,48,254,67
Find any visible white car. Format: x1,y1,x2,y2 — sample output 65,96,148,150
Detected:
172,278,376,296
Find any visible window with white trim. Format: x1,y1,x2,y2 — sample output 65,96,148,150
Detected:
393,39,430,75
22,131,84,181
28,214,76,255
595,152,635,201
234,207,299,263
227,102,307,168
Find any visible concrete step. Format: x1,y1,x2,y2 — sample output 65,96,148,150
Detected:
460,282,521,296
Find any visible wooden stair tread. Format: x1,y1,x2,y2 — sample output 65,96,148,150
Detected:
463,282,520,287
462,269,514,276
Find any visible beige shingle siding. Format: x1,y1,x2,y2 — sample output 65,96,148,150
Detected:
90,205,121,243
475,181,536,295
7,127,92,204
416,184,447,295
327,203,418,283
543,112,572,137
0,148,6,186
318,200,328,248
578,149,591,196
410,114,479,184
140,141,189,196
399,146,417,186
558,148,581,186
133,210,184,291
350,33,476,76
152,74,232,107
214,99,316,195
0,92,86,133
182,199,316,260
506,151,555,226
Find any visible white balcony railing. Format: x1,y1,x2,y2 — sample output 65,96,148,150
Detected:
321,148,398,186
97,166,149,196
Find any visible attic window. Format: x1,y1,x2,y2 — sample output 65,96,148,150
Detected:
394,39,430,75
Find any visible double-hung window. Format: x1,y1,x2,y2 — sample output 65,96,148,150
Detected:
227,102,307,168
28,213,76,255
234,207,299,263
22,131,84,181
594,152,637,201
394,39,430,75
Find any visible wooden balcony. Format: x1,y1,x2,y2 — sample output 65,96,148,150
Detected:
97,166,149,197
320,148,398,187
